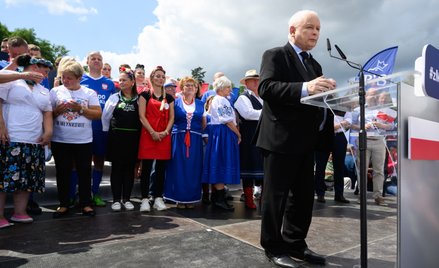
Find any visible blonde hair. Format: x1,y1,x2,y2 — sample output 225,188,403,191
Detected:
57,56,76,78
149,66,167,111
61,61,84,79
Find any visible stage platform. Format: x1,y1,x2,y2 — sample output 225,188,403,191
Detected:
1,163,397,267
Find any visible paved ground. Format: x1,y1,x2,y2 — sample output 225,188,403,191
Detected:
1,163,397,268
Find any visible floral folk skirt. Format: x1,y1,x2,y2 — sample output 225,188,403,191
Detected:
0,142,46,193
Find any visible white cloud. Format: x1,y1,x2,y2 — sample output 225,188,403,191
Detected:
5,0,98,16
100,0,439,86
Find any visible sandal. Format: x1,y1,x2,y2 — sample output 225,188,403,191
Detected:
53,207,69,218
82,206,96,217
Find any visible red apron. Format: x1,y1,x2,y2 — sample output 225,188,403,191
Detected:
138,96,171,160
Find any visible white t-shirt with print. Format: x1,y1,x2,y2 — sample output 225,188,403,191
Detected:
209,95,236,125
50,85,99,144
0,70,52,144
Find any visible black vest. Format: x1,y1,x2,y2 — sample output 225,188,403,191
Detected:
236,91,263,142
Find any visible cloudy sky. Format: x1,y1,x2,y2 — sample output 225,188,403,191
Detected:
1,0,438,87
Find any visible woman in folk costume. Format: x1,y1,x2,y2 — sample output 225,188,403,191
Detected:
202,76,241,211
138,66,174,212
164,76,207,208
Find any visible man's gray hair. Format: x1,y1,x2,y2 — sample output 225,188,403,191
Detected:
288,10,318,27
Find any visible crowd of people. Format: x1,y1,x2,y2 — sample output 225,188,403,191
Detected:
0,36,266,228
0,10,397,266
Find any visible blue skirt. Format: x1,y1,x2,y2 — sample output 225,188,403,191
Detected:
202,124,240,184
164,131,203,203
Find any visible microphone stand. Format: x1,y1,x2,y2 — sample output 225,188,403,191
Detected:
327,39,368,268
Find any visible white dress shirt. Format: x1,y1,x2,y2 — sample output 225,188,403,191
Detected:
233,89,263,121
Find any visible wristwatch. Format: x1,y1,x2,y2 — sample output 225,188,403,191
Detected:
79,108,84,115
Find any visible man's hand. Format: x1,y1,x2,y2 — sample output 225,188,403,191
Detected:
307,76,336,95
340,120,351,129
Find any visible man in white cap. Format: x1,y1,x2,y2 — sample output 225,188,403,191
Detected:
234,70,264,209
164,77,178,99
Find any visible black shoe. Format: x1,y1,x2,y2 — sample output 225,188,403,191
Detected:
240,193,245,202
214,200,235,211
266,253,300,268
316,196,326,203
202,193,211,205
27,200,42,215
213,189,234,211
334,196,350,203
82,207,96,217
290,248,326,265
53,207,69,219
210,192,216,203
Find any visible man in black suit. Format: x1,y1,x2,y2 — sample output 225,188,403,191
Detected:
256,10,336,268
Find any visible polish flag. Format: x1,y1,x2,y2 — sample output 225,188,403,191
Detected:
409,116,439,160
377,108,397,123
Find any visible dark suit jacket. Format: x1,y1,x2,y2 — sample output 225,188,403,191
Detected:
256,42,334,154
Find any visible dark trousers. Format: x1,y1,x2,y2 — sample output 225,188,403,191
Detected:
140,159,167,198
110,161,135,202
242,178,262,188
260,150,315,255
51,142,92,208
314,132,348,197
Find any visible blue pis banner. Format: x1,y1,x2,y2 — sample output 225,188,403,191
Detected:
362,46,398,78
350,46,398,83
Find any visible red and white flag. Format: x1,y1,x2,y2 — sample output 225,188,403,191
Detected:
376,108,397,123
409,116,439,160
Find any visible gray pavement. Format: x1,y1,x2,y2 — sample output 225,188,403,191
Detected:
0,163,397,267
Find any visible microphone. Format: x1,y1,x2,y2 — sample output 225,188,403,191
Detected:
326,38,361,71
334,44,347,60
327,38,384,78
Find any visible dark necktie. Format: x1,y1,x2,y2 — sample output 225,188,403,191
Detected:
300,51,317,79
300,51,326,130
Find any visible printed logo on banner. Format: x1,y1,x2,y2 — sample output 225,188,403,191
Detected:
368,60,388,72
424,44,439,100
429,66,439,82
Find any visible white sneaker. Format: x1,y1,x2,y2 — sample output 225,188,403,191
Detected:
111,202,122,212
153,197,167,211
140,198,151,212
123,201,135,211
253,186,262,199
